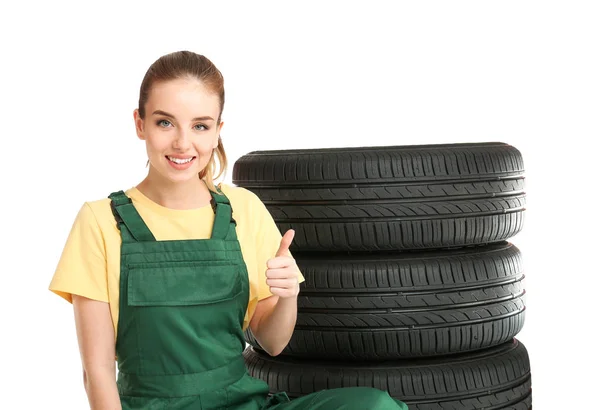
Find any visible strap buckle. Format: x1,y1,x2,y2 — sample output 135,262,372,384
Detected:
109,196,132,228
211,197,237,226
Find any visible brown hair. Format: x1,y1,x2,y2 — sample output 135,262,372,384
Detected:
138,50,227,193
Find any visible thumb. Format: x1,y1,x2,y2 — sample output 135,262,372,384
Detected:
275,229,295,257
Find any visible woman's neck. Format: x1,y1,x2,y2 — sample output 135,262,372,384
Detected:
135,173,212,210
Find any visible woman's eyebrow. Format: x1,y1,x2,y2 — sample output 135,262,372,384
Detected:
152,110,215,122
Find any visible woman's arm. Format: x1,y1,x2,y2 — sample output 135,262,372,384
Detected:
250,294,298,356
249,229,300,356
72,295,121,410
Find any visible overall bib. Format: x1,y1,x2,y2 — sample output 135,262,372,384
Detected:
109,187,408,410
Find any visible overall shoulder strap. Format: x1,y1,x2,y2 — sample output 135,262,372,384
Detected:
209,186,237,240
108,191,156,243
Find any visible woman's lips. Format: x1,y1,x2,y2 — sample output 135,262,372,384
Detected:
166,155,196,170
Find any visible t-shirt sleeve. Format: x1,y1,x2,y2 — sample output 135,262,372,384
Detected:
49,202,110,304
251,192,306,302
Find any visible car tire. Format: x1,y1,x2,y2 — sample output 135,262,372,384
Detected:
233,142,525,252
245,241,525,359
243,338,531,409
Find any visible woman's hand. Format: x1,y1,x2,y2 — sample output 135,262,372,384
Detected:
250,229,300,355
265,229,299,299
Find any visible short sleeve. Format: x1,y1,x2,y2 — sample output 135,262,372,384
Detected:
252,193,306,302
49,202,110,304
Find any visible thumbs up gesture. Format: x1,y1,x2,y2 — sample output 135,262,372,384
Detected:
265,229,300,299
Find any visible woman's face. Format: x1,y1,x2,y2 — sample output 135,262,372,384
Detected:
134,78,223,185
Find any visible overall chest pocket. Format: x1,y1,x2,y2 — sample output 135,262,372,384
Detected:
126,261,243,307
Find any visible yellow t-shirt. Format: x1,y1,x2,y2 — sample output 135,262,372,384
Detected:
49,183,305,339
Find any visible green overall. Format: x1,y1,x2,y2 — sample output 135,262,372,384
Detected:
109,187,408,410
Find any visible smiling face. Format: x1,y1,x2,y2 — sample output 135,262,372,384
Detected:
134,77,224,185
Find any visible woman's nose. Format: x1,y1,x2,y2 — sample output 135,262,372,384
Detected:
173,130,192,150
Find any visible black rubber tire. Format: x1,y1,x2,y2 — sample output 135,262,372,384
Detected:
243,338,532,409
232,142,526,252
245,242,525,360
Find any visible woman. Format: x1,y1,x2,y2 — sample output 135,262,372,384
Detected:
49,50,408,410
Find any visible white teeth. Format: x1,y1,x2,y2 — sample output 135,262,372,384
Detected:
168,156,194,164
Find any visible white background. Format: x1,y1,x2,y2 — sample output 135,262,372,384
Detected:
2,1,598,408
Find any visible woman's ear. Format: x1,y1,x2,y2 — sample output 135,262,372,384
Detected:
215,121,224,149
133,108,145,140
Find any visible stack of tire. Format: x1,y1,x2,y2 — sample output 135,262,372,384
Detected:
233,142,531,409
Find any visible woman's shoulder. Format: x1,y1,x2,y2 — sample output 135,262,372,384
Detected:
83,188,135,207
73,188,138,233
217,183,272,225
218,183,262,208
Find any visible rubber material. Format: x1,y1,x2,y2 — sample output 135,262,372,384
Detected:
245,242,525,360
233,142,526,252
243,338,532,409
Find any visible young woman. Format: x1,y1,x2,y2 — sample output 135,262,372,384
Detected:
49,51,408,410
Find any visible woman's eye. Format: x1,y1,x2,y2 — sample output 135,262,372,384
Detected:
158,119,172,127
194,124,208,131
